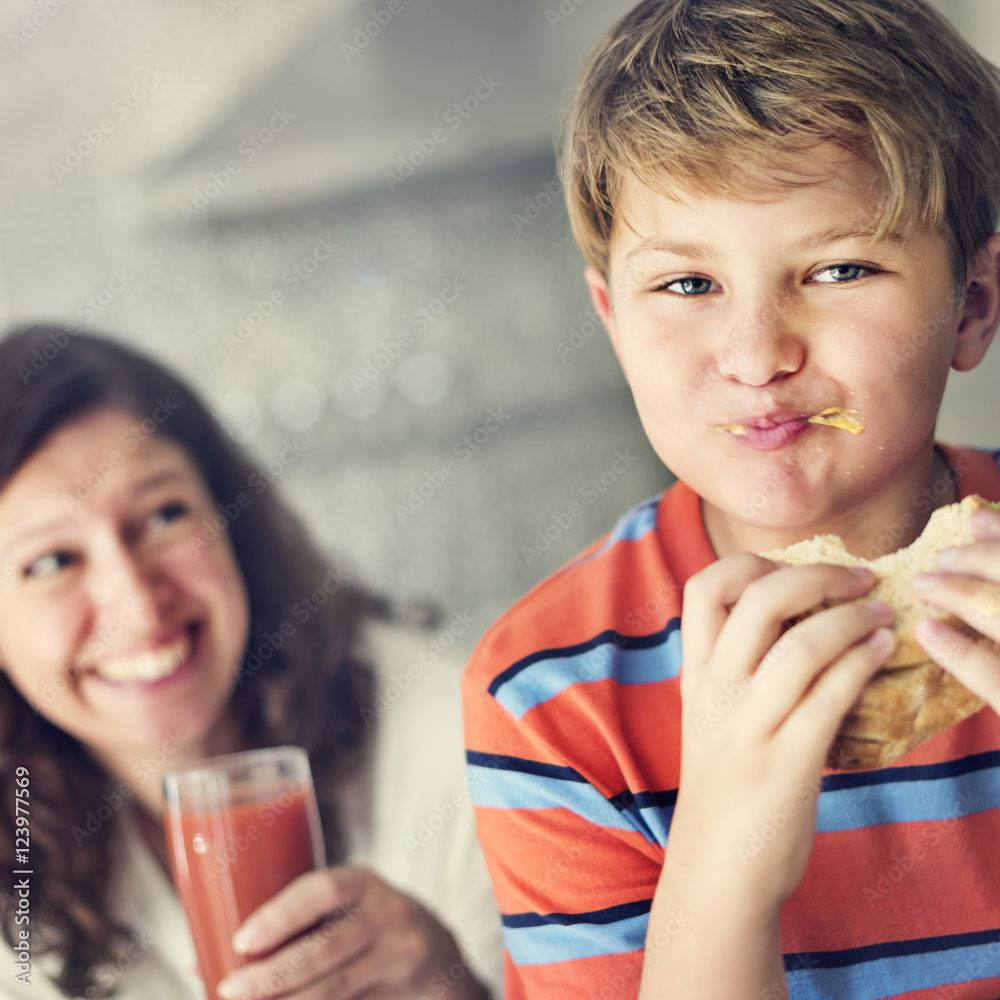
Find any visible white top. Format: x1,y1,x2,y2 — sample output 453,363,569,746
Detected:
1,622,503,999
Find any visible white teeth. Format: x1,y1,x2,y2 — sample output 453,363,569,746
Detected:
96,634,191,683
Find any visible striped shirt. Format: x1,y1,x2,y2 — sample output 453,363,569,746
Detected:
463,444,1000,999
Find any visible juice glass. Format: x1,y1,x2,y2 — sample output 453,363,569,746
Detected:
163,746,326,1000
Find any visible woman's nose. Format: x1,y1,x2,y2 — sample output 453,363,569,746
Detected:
715,299,806,387
87,537,169,640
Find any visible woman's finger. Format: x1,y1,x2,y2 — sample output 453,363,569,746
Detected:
231,868,369,957
216,918,385,1000
217,912,375,1000
915,618,1000,713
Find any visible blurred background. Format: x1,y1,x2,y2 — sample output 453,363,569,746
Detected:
0,0,997,646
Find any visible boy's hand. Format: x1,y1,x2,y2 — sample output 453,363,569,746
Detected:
671,555,894,922
913,507,1000,711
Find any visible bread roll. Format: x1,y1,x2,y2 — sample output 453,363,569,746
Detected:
762,495,1000,770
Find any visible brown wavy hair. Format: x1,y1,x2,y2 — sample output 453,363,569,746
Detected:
562,0,1000,283
0,325,378,997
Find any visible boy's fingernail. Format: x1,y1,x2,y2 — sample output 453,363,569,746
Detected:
916,618,947,643
865,599,892,618
971,510,1000,537
850,567,874,579
913,573,938,592
936,547,959,568
869,628,895,655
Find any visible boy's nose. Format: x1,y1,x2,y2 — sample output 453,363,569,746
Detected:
715,303,806,387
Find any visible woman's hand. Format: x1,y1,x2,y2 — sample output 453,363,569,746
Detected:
914,507,1000,710
215,866,489,1000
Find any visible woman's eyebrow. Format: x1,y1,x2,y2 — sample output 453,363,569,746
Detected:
0,468,193,554
127,467,191,496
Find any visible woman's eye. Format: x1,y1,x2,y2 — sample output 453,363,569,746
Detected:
147,501,192,532
23,551,77,579
660,277,715,296
811,264,873,284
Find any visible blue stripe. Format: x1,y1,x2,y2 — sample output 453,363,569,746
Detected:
573,497,660,566
786,931,1000,999
611,790,676,847
816,758,1000,833
490,623,682,719
467,764,649,836
502,901,651,966
469,753,1000,844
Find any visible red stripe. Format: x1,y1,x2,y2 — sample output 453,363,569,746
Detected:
784,808,1000,952
504,949,644,1000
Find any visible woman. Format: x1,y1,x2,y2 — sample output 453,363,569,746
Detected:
0,326,502,999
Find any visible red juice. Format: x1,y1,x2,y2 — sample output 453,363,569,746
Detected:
166,785,318,1000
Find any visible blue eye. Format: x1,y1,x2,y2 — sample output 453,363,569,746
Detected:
812,264,873,284
661,277,715,296
23,551,77,579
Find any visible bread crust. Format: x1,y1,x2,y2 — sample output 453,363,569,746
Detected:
762,495,1000,770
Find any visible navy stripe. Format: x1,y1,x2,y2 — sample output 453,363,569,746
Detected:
488,625,677,698
785,927,1000,972
502,899,652,929
632,789,678,810
822,750,1000,792
466,751,587,783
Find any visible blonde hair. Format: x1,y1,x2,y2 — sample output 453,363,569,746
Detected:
562,0,1000,281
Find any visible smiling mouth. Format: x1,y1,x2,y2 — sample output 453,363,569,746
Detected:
93,632,192,683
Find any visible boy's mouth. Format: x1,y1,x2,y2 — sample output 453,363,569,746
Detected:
717,408,865,451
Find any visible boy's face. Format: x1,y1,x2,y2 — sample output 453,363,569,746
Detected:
587,143,1000,554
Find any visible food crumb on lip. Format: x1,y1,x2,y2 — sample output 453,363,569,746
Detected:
806,407,866,435
717,407,866,437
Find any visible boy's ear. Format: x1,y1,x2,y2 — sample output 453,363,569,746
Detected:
584,265,622,358
952,233,1000,373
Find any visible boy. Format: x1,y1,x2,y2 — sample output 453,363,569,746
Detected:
463,1,1000,997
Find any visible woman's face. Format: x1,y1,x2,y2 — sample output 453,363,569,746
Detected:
0,408,250,775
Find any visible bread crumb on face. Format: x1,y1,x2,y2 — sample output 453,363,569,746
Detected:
807,408,866,434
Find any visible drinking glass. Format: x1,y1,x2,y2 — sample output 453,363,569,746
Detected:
163,746,326,1000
